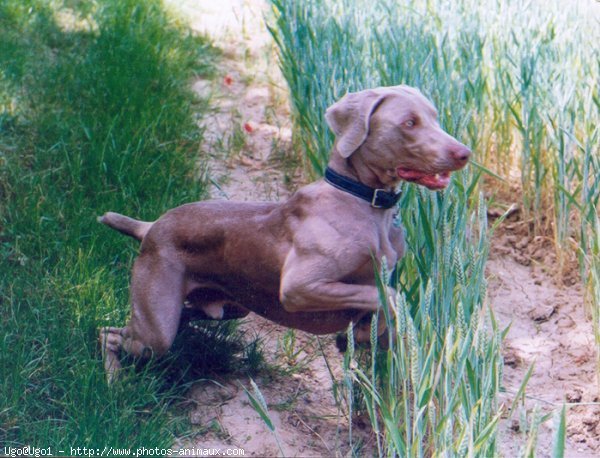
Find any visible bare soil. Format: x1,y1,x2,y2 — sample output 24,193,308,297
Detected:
171,1,600,456
490,218,600,457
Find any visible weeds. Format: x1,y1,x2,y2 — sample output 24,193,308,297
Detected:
243,379,286,456
276,329,316,370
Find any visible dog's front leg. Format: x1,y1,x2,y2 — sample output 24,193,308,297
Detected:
279,243,395,342
279,248,395,336
280,274,393,345
280,277,387,313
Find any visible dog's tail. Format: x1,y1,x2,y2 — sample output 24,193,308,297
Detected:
98,212,152,241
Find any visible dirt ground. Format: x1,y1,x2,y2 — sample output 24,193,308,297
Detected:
490,228,599,456
170,1,600,456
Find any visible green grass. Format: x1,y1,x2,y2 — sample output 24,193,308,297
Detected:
0,0,241,449
268,0,598,454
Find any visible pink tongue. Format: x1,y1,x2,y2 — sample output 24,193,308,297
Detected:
418,173,450,189
397,169,428,180
397,168,451,190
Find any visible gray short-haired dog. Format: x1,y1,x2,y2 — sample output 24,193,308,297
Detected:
99,85,470,381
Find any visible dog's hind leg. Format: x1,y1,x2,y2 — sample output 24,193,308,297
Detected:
100,254,185,383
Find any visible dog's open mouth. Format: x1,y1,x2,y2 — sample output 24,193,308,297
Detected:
397,168,451,190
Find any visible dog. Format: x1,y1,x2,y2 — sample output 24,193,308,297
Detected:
99,85,470,380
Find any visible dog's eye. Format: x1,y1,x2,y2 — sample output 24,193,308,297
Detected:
404,118,417,128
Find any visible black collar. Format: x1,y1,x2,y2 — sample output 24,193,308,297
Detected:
324,167,402,209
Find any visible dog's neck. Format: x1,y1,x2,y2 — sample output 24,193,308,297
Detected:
328,149,396,192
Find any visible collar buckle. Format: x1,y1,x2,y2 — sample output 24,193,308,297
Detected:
371,189,386,208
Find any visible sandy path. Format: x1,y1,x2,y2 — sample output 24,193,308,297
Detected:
170,1,600,456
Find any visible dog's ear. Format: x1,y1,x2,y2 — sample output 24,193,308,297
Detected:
325,90,386,158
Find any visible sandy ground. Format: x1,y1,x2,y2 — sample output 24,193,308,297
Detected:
169,1,600,456
490,228,600,456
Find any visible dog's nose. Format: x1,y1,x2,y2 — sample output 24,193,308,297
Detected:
450,144,471,163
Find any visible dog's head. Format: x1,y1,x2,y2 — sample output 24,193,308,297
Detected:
325,85,471,190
